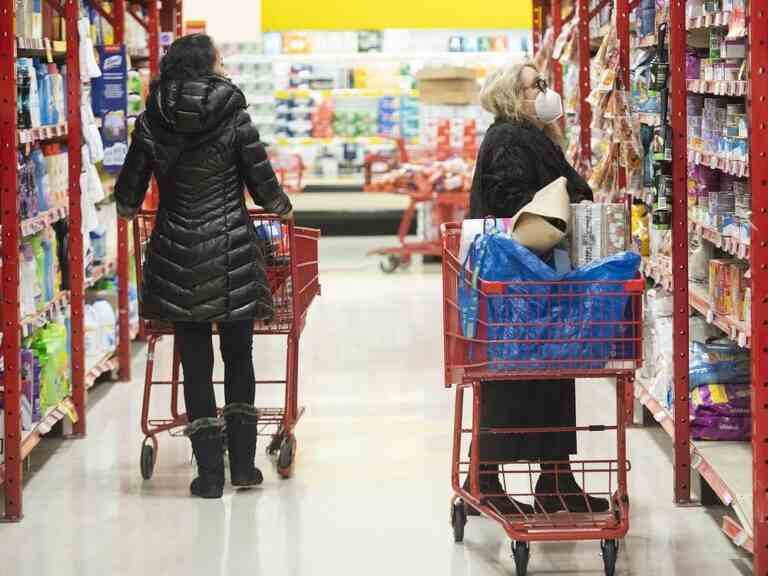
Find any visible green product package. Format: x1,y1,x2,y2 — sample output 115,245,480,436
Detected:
32,323,70,416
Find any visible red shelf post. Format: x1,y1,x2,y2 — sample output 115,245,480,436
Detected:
577,0,592,173
65,0,85,437
750,0,768,570
1,0,24,521
669,0,691,505
552,0,564,97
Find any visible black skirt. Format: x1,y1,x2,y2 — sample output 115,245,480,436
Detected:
477,378,577,462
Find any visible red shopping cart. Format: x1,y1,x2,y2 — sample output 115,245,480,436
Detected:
363,143,471,273
133,210,320,480
441,223,643,576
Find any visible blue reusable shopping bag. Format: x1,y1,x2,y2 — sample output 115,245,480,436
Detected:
459,229,641,371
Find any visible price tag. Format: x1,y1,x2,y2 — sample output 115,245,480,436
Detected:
738,332,748,348
706,310,715,324
738,244,747,259
730,325,738,341
44,38,53,64
654,410,667,423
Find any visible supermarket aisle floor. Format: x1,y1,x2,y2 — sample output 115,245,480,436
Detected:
3,237,751,576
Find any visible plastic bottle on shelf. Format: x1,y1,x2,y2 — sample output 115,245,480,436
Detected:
93,300,117,354
21,243,39,317
30,146,50,212
84,304,101,371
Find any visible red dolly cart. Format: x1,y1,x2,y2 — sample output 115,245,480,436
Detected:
441,223,643,576
133,210,320,480
363,141,472,273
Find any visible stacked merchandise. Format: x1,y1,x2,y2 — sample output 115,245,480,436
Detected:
586,25,643,203
366,157,473,194
550,17,582,162
689,341,751,440
639,290,720,409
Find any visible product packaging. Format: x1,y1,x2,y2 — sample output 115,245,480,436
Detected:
570,203,629,268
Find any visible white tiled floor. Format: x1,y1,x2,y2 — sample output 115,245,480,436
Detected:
2,238,751,575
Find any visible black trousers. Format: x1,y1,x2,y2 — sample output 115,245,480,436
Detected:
174,321,255,422
479,378,577,462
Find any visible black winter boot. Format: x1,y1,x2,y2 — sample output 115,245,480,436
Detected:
186,418,226,499
223,404,263,488
535,461,610,513
462,464,534,516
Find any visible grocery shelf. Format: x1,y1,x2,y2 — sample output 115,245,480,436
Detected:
21,205,69,238
85,259,118,289
633,380,752,553
269,136,398,147
0,397,77,484
275,88,419,99
688,149,749,178
85,351,119,390
17,122,68,145
687,78,748,97
688,219,750,260
687,12,746,35
226,50,521,66
636,112,662,126
16,36,67,58
688,284,750,348
21,291,70,338
632,34,657,48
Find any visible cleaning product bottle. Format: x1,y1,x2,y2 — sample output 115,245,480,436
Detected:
31,146,50,212
93,300,117,354
21,243,40,317
29,235,47,309
35,61,52,126
41,229,55,302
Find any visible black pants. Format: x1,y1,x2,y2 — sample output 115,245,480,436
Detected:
175,321,255,422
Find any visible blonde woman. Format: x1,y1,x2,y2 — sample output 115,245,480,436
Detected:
466,62,601,515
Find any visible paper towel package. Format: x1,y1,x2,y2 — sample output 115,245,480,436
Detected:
570,203,629,268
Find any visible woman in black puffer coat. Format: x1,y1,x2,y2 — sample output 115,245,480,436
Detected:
465,62,608,516
116,34,292,499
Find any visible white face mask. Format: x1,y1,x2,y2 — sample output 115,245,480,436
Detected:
526,88,564,124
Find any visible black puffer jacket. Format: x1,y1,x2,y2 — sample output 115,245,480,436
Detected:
115,75,292,323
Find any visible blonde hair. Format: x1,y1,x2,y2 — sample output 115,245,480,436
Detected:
480,62,564,146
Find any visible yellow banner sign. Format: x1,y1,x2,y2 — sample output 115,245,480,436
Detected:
263,0,533,31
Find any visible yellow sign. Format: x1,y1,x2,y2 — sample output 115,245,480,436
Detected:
262,0,532,31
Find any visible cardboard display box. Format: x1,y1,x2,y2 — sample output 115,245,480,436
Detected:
416,66,479,105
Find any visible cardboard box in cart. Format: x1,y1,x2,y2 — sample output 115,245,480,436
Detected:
570,203,629,268
416,66,479,105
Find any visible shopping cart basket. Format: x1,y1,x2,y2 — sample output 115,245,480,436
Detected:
441,223,643,576
133,210,320,480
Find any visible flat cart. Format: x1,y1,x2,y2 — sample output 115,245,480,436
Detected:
441,223,643,576
269,151,305,194
133,210,320,480
364,144,471,273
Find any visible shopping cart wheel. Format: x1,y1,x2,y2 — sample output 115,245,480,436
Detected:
379,255,401,274
451,501,467,543
140,442,155,480
512,541,530,576
601,540,618,576
266,432,283,456
277,434,296,478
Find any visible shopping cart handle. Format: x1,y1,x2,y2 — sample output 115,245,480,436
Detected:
478,280,505,295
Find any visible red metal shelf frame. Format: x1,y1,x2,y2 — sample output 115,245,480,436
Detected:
1,0,84,521
1,0,183,522
535,0,768,568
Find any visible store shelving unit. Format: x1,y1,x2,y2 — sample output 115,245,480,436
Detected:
1,0,180,522
1,0,84,521
537,0,767,568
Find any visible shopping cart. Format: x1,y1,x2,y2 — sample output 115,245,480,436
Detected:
363,143,471,273
133,210,320,480
269,150,305,194
441,223,643,576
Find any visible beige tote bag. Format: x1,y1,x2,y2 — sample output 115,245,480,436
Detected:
510,176,571,254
